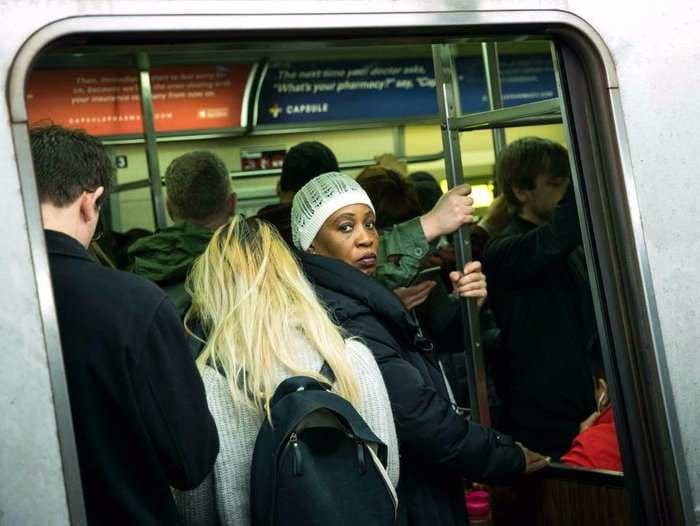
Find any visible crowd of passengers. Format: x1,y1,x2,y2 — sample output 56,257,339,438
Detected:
34,124,621,526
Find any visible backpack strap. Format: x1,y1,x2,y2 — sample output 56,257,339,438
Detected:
269,377,384,449
320,361,336,384
215,361,336,403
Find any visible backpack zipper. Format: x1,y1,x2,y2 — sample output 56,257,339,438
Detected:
289,432,303,476
356,438,367,474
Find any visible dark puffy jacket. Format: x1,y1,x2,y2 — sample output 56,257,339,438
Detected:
299,252,525,526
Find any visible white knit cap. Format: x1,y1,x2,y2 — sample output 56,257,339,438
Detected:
291,171,375,250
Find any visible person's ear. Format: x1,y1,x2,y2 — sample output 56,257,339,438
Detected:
596,378,609,409
80,186,104,222
226,192,237,216
512,185,531,205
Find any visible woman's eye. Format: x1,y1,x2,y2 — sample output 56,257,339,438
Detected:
366,221,375,230
339,223,353,233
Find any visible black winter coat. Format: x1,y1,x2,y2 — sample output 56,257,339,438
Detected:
299,252,525,526
47,230,219,525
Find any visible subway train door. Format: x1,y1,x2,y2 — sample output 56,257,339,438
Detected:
430,37,688,526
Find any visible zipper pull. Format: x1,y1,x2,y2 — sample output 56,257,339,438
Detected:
290,433,303,476
356,439,366,474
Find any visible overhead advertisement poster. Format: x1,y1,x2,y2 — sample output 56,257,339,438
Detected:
26,64,253,136
256,55,556,125
456,54,557,112
256,59,438,125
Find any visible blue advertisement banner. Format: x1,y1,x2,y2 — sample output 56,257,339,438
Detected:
456,54,557,113
256,55,557,126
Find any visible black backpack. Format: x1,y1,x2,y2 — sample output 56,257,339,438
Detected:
250,374,397,526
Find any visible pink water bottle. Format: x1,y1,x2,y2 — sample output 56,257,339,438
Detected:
465,489,492,526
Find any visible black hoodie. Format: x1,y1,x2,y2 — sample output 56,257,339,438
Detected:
299,251,525,526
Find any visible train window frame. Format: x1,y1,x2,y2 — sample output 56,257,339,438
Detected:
552,38,693,525
6,10,693,525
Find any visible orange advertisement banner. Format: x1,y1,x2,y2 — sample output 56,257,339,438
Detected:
26,64,252,136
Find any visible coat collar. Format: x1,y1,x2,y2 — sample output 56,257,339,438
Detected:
45,229,93,262
297,250,426,346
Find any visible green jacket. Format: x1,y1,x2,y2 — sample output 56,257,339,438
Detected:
376,217,434,290
128,221,214,315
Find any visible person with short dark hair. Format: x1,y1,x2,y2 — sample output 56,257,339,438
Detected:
496,136,572,221
279,141,339,197
32,125,114,207
34,125,218,524
128,151,236,315
483,137,597,457
357,165,423,230
409,171,443,213
256,141,339,245
164,151,234,222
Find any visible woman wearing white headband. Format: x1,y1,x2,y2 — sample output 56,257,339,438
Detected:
292,171,548,526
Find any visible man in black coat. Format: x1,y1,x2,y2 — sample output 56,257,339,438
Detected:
32,125,219,525
483,137,598,457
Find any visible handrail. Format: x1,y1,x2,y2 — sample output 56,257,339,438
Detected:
450,97,561,131
113,180,152,193
112,150,446,193
460,114,563,132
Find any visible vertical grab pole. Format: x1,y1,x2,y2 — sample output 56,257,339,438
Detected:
137,52,168,230
432,44,491,426
482,43,507,161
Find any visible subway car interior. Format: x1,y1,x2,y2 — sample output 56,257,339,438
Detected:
14,19,688,526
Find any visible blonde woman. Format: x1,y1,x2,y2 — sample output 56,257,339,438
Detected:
173,216,398,525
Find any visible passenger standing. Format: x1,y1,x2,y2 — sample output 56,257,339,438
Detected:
357,166,469,404
32,125,218,525
483,137,597,457
357,165,423,232
174,216,398,525
291,172,548,526
256,141,339,245
256,143,476,296
129,151,236,315
409,171,443,213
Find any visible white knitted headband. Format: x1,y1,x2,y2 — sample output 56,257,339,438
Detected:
291,171,375,251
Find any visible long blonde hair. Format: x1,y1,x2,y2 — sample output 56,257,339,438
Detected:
185,215,360,421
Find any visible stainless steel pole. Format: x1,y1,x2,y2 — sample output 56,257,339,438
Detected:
482,42,507,159
137,52,168,230
432,44,490,426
